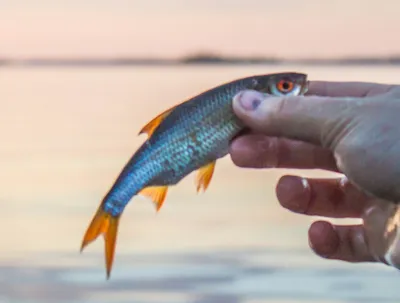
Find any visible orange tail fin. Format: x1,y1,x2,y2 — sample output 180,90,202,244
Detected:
80,206,120,279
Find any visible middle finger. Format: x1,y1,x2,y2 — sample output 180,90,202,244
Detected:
276,175,374,218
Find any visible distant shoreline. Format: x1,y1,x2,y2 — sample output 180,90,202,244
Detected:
1,54,400,67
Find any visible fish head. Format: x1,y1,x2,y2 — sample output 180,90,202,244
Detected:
250,72,309,96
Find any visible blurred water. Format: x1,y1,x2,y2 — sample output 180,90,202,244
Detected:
0,64,400,302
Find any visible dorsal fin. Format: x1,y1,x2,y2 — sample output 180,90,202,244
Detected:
138,105,177,137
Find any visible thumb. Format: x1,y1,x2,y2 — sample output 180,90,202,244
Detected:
232,90,358,147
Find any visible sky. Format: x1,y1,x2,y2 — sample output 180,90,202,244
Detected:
1,0,400,59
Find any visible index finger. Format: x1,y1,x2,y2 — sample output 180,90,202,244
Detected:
307,81,396,98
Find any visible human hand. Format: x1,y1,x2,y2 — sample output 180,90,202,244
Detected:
229,80,400,267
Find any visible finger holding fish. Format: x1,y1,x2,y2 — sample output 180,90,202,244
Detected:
230,134,338,171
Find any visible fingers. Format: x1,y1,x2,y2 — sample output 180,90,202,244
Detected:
229,134,338,171
307,81,396,98
232,90,357,146
276,175,372,218
308,220,376,263
278,176,395,265
363,203,400,267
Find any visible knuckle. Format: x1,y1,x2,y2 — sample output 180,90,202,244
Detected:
260,96,293,132
259,137,280,168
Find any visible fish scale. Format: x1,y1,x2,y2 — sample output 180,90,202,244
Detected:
80,72,309,279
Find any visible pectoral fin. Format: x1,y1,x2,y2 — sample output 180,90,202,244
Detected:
139,106,176,137
195,161,216,192
139,186,169,211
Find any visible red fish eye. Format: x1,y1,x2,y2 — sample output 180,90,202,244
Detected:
277,80,294,92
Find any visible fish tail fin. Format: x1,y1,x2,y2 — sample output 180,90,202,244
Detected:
80,205,120,279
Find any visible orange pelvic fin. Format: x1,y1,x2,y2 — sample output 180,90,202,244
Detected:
80,206,120,279
139,105,177,137
139,186,169,212
196,161,216,192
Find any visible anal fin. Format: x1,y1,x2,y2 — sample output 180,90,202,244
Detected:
196,161,216,193
139,186,169,212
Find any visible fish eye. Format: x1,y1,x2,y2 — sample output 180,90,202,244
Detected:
277,80,294,93
270,79,301,96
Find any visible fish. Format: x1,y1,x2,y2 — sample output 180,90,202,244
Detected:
80,72,309,279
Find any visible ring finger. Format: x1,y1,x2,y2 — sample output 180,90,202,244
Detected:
308,220,378,263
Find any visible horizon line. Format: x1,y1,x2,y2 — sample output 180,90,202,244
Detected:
1,53,400,67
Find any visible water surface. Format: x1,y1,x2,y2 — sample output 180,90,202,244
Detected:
1,65,399,302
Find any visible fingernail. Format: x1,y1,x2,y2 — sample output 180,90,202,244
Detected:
234,90,264,111
276,175,310,213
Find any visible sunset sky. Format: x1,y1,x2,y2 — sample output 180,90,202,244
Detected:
1,0,399,59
